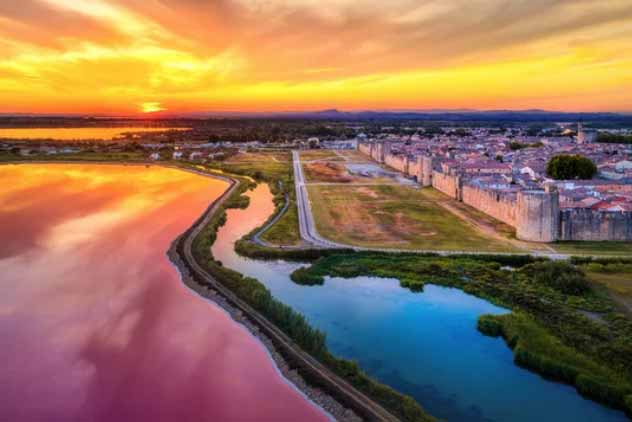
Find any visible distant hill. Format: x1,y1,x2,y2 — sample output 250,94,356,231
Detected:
1,109,632,127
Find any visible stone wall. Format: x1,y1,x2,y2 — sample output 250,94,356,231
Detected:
358,142,372,157
432,170,460,199
407,157,421,181
462,185,518,227
384,154,408,174
516,190,559,242
560,209,632,241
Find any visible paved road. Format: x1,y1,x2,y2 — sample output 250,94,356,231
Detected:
293,150,350,249
178,173,400,422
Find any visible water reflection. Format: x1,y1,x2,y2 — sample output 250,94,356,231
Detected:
0,164,326,422
0,127,188,141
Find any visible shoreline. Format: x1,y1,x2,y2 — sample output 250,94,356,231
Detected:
167,167,404,421
167,236,357,421
2,160,360,421
162,170,367,421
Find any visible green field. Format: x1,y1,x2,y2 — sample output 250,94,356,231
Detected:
554,241,632,256
308,184,519,252
582,262,632,315
260,197,301,246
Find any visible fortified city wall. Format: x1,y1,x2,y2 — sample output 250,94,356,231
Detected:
461,185,518,227
357,141,632,242
516,188,559,243
358,142,372,157
384,154,408,174
432,170,461,200
407,157,421,181
560,209,632,241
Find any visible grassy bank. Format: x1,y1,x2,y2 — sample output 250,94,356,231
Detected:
186,171,434,422
206,152,301,246
291,253,632,416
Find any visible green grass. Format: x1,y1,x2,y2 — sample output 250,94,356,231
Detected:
260,198,301,246
554,241,632,256
308,184,518,252
582,263,632,316
202,151,302,246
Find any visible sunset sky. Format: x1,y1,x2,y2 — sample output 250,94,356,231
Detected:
1,0,631,115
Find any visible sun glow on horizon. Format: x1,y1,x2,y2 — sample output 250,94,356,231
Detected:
140,102,166,114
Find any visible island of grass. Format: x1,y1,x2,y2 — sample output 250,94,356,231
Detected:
308,184,521,252
290,253,632,416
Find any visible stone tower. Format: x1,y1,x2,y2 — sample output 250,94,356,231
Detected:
382,141,392,163
421,156,433,187
516,185,560,242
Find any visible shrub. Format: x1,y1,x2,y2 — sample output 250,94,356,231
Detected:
520,261,591,295
625,395,632,417
291,266,325,285
478,314,503,337
576,374,630,409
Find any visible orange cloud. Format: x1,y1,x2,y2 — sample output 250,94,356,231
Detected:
0,0,631,113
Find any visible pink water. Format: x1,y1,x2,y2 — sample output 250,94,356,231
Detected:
0,164,327,422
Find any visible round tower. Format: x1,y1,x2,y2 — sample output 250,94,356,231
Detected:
516,186,560,242
421,156,433,187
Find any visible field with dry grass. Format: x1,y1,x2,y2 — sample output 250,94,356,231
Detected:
308,184,520,252
298,150,344,161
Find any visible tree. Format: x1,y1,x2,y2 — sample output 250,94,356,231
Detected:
546,154,597,180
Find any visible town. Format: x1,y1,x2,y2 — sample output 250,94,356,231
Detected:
357,123,632,242
4,118,630,245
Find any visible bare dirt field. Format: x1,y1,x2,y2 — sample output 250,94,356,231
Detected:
303,162,353,183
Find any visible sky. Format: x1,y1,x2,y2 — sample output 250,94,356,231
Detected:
0,0,631,115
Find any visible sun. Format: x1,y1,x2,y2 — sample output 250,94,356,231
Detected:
140,102,166,113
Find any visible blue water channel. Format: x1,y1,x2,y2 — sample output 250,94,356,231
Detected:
212,185,627,422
